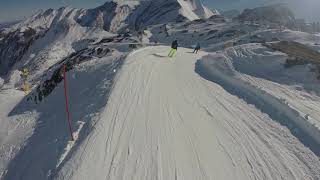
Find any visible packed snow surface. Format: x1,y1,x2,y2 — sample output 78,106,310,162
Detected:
54,46,320,180
1,1,320,177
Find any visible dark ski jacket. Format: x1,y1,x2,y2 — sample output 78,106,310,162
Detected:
171,40,178,49
195,43,200,50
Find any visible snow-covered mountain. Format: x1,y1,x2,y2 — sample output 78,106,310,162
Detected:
1,1,320,180
9,0,217,33
236,4,296,26
0,21,20,30
0,0,218,80
77,0,218,32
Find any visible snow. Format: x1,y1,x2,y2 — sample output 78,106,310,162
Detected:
176,0,216,20
113,0,141,8
54,46,320,180
222,44,320,133
198,46,320,153
0,89,36,178
5,10,115,84
1,54,123,179
56,121,85,168
5,70,22,89
1,1,320,179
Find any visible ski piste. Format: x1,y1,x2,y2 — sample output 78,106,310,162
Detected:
0,0,320,179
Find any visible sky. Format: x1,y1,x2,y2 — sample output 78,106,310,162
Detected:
0,0,319,23
208,0,320,22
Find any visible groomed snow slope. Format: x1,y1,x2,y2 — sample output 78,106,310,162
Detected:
56,46,320,180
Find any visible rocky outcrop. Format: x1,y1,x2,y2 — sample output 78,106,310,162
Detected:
0,28,46,76
28,31,141,102
265,41,320,64
264,41,320,79
29,46,114,103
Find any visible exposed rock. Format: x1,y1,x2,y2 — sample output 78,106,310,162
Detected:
0,28,46,75
208,15,226,23
30,46,115,103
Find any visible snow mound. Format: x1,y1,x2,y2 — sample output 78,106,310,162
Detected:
197,44,320,155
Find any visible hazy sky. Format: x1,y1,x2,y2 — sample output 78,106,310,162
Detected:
0,0,319,23
209,0,320,22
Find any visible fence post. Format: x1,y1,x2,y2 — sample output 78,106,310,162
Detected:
63,64,74,141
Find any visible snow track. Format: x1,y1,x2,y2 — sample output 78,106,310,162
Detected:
56,46,320,180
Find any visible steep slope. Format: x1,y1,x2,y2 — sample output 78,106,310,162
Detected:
175,0,216,19
1,48,125,180
0,7,113,86
54,46,320,180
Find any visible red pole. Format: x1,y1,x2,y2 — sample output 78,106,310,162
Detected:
63,64,74,141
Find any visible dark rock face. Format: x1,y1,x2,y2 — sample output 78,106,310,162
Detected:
208,15,226,23
77,1,118,32
29,32,139,103
266,41,320,63
0,28,46,76
31,46,114,103
206,29,246,40
264,41,320,78
207,29,218,35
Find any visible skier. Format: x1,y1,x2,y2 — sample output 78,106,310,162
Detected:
168,40,178,58
193,42,200,54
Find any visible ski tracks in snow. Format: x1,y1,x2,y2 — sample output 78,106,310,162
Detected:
55,46,320,180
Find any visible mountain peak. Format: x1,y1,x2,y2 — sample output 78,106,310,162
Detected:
76,0,218,32
237,4,295,24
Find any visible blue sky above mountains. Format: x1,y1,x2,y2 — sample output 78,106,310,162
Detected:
0,0,319,23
